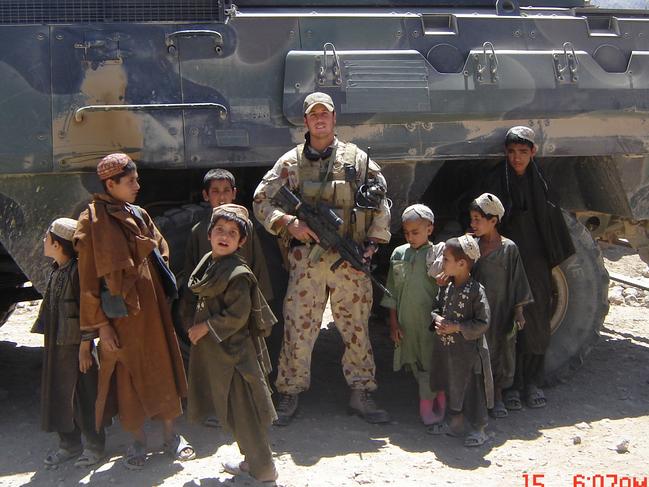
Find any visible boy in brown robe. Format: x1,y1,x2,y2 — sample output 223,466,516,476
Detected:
74,153,194,469
36,217,105,468
186,204,278,484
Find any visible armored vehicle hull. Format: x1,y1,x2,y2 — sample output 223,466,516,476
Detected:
1,0,648,382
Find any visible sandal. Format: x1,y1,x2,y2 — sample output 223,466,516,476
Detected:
426,422,447,436
222,460,278,485
464,429,488,447
490,400,509,418
124,441,147,470
74,449,104,468
503,389,523,411
44,447,82,466
526,385,547,409
164,434,196,461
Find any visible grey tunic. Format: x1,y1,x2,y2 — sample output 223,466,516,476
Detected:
430,278,494,412
472,237,533,389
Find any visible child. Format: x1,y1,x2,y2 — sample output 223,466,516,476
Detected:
429,235,493,447
469,193,533,418
182,168,273,303
74,153,193,469
381,204,446,425
186,204,278,484
35,217,105,467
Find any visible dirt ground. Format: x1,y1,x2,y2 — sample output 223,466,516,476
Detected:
1,244,648,487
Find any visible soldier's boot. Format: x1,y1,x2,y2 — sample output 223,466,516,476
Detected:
273,393,299,427
348,389,390,424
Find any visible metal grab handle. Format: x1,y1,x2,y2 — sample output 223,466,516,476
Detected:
321,42,342,86
74,102,228,123
165,30,224,54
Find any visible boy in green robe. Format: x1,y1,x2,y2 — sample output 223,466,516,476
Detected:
381,204,446,426
186,204,278,484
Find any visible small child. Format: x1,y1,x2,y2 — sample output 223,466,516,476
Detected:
381,204,446,425
186,204,278,484
35,218,105,467
469,193,533,418
182,168,273,303
429,235,493,447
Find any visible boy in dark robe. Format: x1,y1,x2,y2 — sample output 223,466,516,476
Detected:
35,217,105,467
483,126,575,410
186,204,278,484
429,235,493,446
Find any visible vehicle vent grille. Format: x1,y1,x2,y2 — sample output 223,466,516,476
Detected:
0,1,228,24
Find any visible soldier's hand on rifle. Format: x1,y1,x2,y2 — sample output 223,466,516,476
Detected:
362,240,379,263
283,215,319,243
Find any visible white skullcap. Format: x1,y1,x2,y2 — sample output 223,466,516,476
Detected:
49,218,78,242
402,204,434,224
475,193,505,221
458,234,480,262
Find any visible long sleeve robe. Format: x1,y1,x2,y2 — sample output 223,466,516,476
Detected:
429,278,494,411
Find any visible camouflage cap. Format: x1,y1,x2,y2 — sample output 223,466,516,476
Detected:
210,203,251,227
402,204,434,224
49,217,78,242
303,92,335,114
458,234,480,262
506,126,536,146
97,153,132,180
474,193,505,221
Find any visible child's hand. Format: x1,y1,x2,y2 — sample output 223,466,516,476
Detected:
514,306,526,330
390,325,404,345
437,319,460,335
188,322,209,345
99,325,120,352
79,342,93,373
435,272,449,286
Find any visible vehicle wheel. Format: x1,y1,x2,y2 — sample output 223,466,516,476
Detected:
544,212,609,384
0,302,16,328
153,204,210,365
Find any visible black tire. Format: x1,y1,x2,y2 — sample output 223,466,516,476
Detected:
0,302,16,328
153,204,210,364
544,212,609,385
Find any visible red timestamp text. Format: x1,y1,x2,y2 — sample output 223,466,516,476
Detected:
573,474,648,487
522,473,648,487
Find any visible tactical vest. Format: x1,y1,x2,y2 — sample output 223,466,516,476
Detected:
296,141,373,244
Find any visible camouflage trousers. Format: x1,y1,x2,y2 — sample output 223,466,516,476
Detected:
275,245,377,395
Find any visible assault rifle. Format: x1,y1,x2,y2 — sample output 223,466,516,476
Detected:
273,185,392,298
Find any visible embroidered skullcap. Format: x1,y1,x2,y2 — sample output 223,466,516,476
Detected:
475,193,505,221
402,204,434,224
506,126,536,146
210,203,251,227
303,92,335,114
458,234,480,262
49,217,78,242
97,153,132,180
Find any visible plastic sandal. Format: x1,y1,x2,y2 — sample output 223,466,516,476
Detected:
164,434,196,461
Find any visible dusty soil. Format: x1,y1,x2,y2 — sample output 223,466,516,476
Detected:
1,244,648,487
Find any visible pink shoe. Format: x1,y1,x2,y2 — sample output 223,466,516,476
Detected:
419,399,437,425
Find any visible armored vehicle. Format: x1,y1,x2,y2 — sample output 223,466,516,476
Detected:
1,0,648,383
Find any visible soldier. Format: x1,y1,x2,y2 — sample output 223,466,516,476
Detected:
253,92,392,425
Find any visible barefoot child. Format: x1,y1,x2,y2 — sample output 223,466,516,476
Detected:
381,204,446,425
186,204,278,484
469,193,533,418
429,235,493,447
35,218,105,467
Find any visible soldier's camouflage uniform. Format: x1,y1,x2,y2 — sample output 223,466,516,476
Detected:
253,138,391,394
